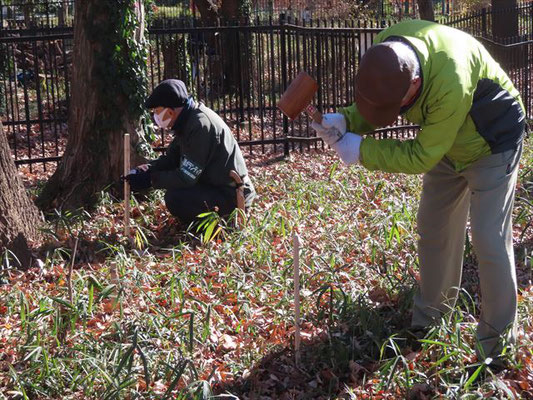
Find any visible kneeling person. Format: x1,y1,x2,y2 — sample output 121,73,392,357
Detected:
126,79,256,225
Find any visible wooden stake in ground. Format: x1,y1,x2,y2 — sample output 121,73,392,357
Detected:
108,261,120,311
293,232,302,365
229,170,246,227
124,134,131,238
67,237,79,304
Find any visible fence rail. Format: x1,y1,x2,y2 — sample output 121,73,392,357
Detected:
0,0,74,29
2,1,532,29
0,0,463,28
440,1,533,41
1,19,393,168
1,8,532,168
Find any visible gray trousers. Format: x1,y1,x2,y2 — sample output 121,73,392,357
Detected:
412,145,522,359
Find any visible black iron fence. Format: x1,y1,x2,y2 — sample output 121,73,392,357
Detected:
250,0,458,21
0,29,72,168
0,0,74,29
0,0,467,29
2,1,532,29
440,1,533,41
1,10,532,168
1,18,399,168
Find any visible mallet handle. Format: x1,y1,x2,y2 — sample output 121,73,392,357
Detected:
306,104,323,124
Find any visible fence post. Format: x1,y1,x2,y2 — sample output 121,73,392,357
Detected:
280,13,290,157
524,47,529,119
316,21,322,127
530,3,533,41
481,7,487,37
236,21,245,133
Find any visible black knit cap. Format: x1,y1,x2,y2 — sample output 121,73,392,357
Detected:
145,79,188,109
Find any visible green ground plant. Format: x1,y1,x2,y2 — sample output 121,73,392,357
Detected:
0,138,531,399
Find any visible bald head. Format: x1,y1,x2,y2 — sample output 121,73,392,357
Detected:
384,41,420,80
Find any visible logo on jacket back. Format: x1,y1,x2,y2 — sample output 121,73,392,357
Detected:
180,157,203,181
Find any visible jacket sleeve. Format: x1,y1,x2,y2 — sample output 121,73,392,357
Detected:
360,83,472,174
149,139,180,171
151,121,215,190
340,103,377,134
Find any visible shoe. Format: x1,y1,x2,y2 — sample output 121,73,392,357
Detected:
465,356,511,383
484,356,512,373
404,326,429,351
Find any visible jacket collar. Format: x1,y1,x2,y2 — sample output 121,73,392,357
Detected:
171,97,197,134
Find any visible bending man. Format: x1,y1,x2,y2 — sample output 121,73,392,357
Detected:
312,20,525,366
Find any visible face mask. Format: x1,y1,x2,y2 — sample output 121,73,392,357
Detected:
154,109,172,129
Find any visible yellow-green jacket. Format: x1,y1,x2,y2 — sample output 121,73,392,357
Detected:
342,19,526,173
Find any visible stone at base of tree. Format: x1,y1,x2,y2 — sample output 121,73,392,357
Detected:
4,233,33,270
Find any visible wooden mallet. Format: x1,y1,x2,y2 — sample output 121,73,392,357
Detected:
278,71,322,124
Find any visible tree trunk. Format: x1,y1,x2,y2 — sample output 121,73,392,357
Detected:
37,0,148,212
0,122,42,269
194,0,219,26
58,1,69,26
194,0,250,95
417,0,435,21
22,0,34,28
492,0,518,39
491,0,522,70
163,36,190,81
220,0,240,19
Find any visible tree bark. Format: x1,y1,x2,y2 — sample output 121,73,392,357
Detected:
194,0,218,26
417,0,435,21
220,0,240,20
194,0,250,94
0,122,42,269
163,37,190,80
22,0,35,28
36,0,147,211
58,1,70,27
492,0,518,39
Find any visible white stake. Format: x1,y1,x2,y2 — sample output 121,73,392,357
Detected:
293,231,302,366
124,133,130,238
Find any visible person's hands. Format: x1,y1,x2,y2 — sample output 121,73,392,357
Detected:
121,168,152,192
311,113,347,146
321,113,346,134
136,164,151,172
331,132,363,165
311,124,345,146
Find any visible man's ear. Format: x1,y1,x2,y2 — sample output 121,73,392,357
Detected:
162,108,175,122
169,107,183,125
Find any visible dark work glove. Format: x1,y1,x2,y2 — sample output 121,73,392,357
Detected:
122,169,152,192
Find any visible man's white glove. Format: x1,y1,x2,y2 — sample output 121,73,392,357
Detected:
321,113,346,134
331,132,362,165
311,113,362,165
311,113,347,146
